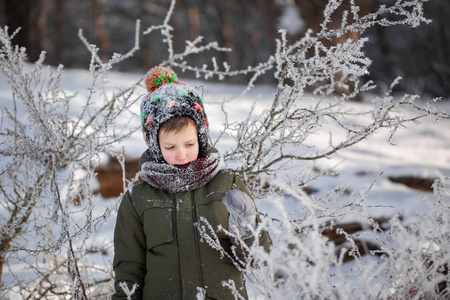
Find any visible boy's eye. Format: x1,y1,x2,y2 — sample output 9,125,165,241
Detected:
164,146,174,150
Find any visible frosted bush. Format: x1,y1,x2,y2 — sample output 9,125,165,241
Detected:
0,25,140,298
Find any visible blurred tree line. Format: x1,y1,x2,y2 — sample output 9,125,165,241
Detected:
1,0,449,97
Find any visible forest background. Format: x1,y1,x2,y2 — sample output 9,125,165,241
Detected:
1,0,449,98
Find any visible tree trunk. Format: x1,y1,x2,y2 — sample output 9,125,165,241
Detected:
138,0,155,69
91,0,110,61
37,0,52,52
255,0,279,53
3,0,41,61
54,0,67,64
0,1,5,27
187,6,200,42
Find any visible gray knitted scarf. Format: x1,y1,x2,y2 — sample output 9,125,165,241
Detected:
139,152,222,193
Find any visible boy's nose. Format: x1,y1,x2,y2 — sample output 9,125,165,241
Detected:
176,149,187,161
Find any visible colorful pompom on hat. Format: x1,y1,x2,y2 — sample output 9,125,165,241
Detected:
140,66,210,163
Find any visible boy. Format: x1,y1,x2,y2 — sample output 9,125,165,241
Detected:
112,66,270,299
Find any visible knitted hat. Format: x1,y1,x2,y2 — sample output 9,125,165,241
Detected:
140,66,210,163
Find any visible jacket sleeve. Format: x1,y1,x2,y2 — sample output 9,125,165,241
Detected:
112,190,146,300
231,174,272,257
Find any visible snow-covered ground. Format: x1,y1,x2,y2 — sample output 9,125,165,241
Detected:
1,67,449,298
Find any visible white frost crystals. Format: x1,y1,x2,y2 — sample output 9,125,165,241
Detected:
0,25,140,298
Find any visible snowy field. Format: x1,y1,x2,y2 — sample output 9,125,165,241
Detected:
1,67,450,298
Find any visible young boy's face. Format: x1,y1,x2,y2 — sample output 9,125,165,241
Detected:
158,121,199,165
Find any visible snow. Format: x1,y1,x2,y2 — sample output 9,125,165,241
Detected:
278,3,305,35
1,66,449,298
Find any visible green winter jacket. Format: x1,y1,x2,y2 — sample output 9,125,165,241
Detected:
112,150,270,300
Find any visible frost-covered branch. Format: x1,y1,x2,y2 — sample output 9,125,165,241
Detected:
118,282,138,300
0,25,140,298
195,216,247,272
142,0,432,96
78,20,141,67
217,0,447,188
